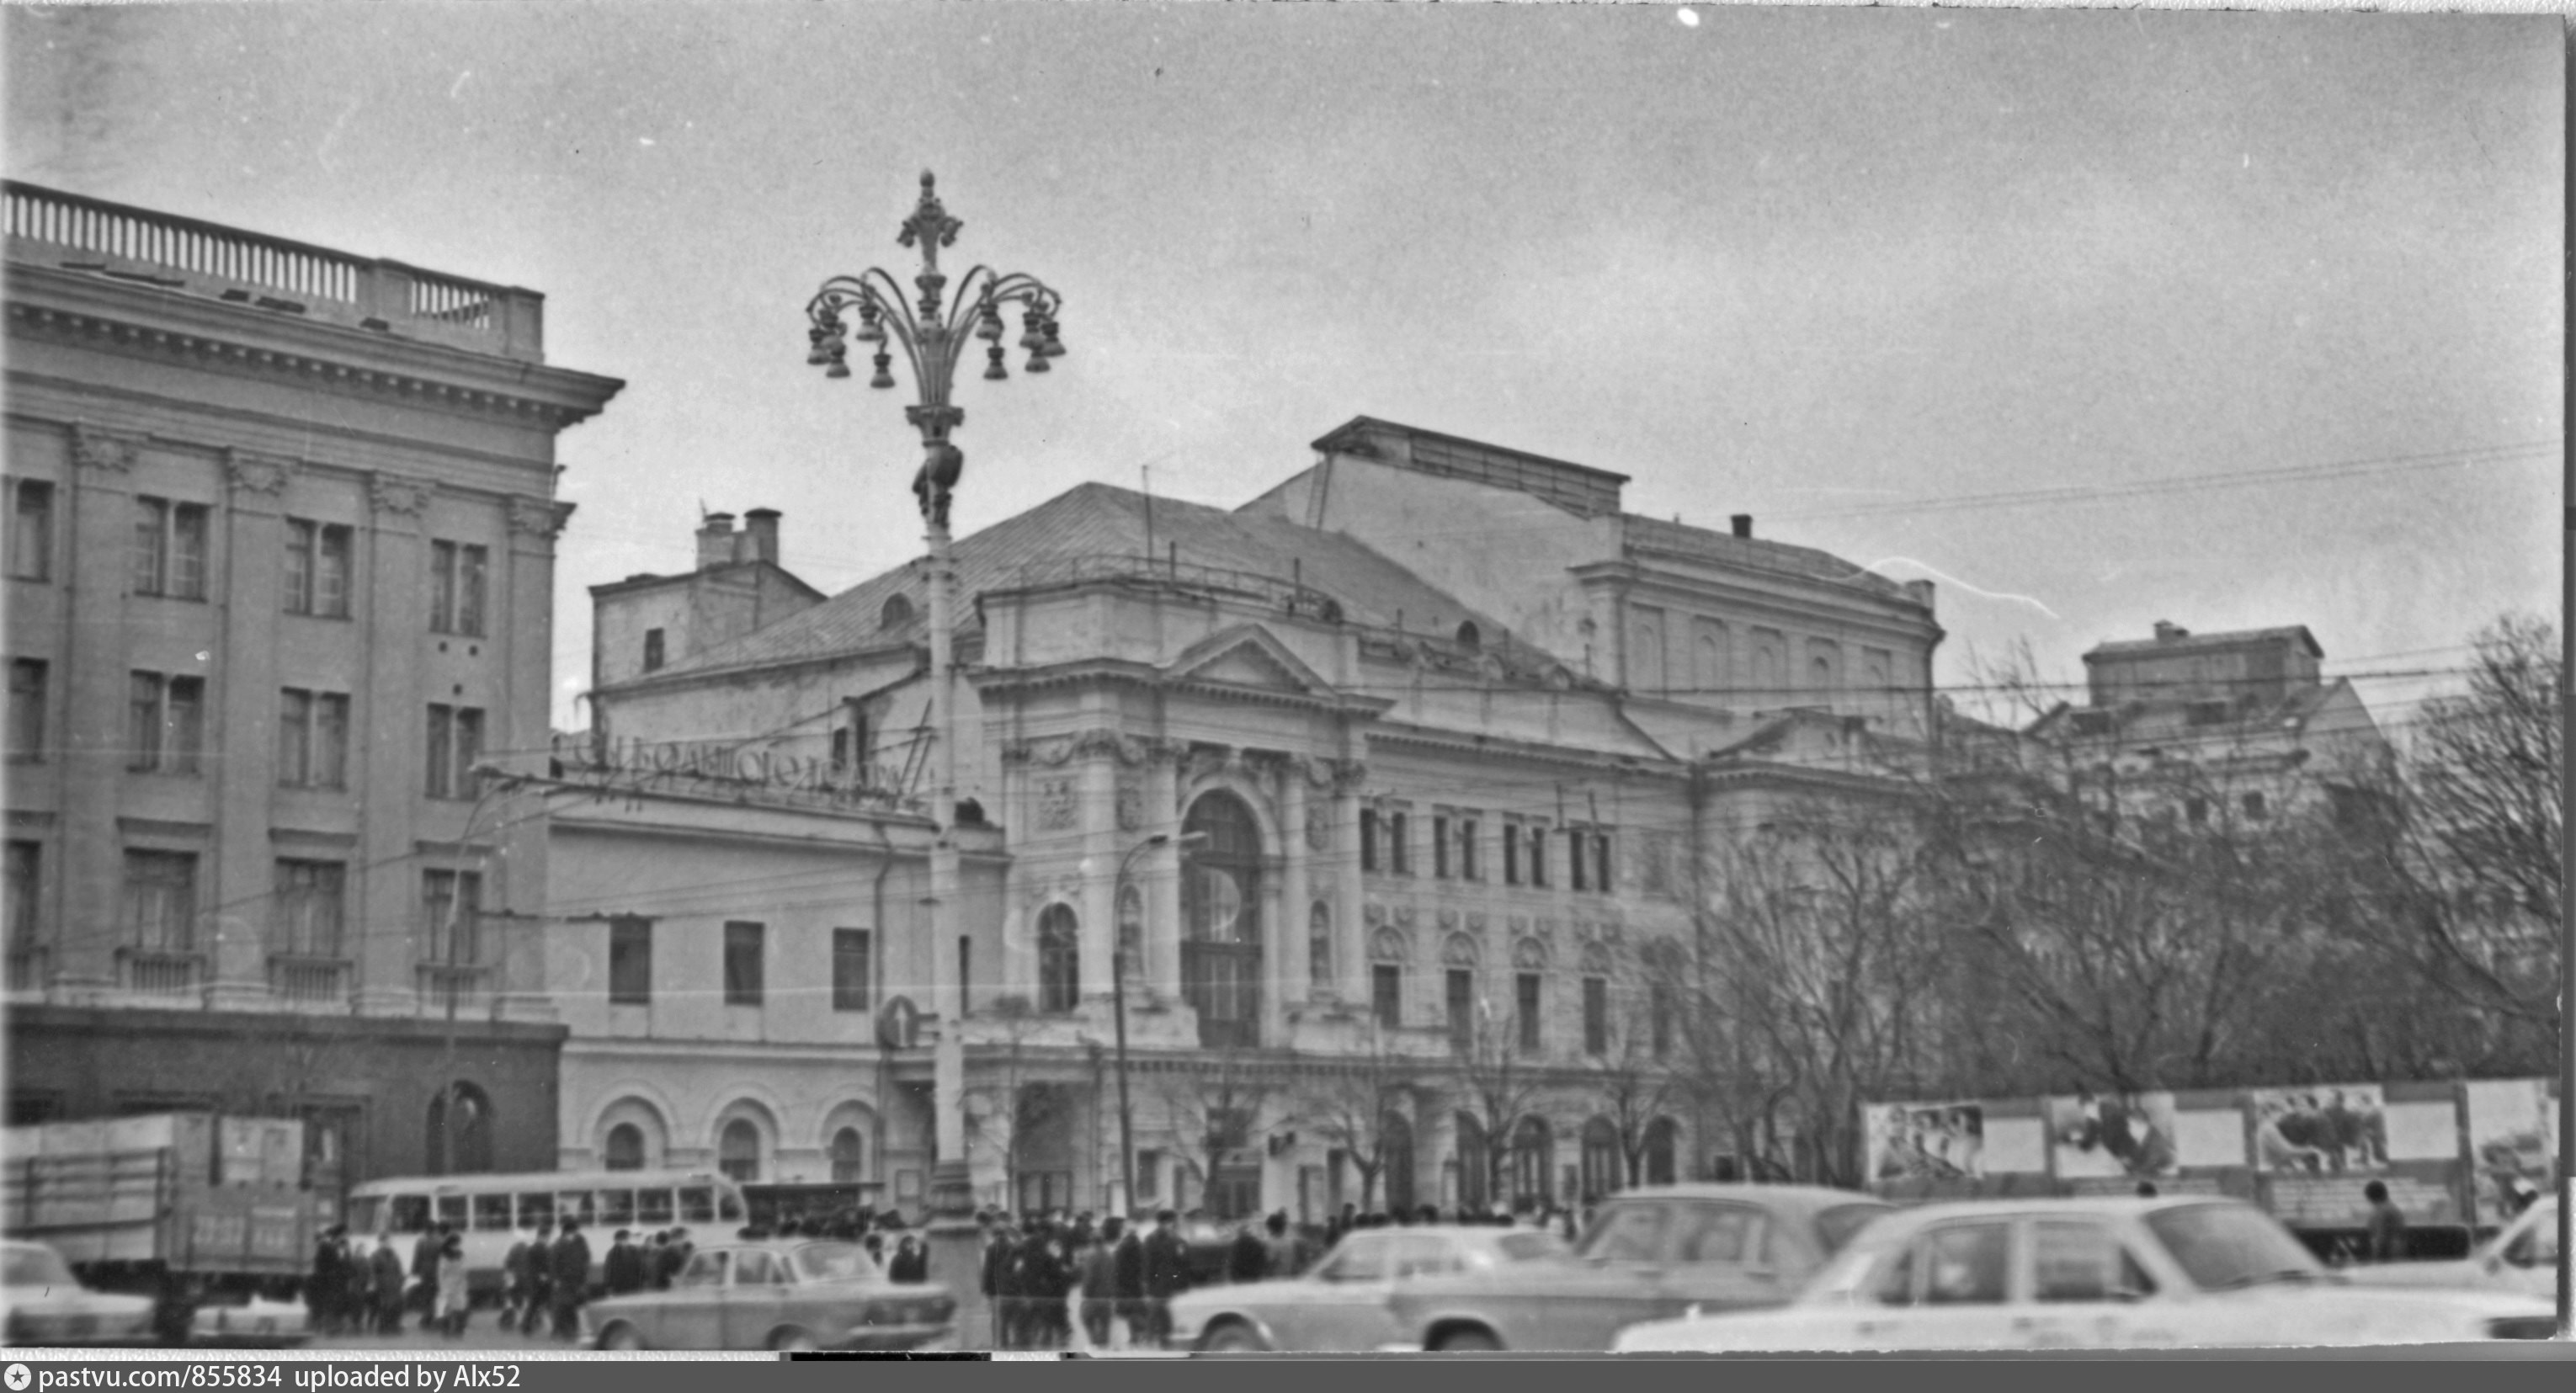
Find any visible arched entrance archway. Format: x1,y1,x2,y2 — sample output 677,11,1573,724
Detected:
1181,791,1264,1048
1580,1117,1621,1201
425,1083,493,1175
1643,1117,1679,1187
1511,1116,1553,1210
1380,1112,1415,1215
1453,1112,1488,1214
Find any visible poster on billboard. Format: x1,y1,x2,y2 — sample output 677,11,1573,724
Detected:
2463,1077,2558,1224
2246,1084,2389,1173
1866,1102,1985,1181
2045,1089,2179,1179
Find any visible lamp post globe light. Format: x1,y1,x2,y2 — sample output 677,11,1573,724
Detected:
801,172,1066,1249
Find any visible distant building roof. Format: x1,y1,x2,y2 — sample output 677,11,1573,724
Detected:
1621,513,1909,599
2085,625,2323,662
623,481,1530,685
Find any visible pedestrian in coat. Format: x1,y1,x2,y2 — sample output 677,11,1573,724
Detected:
501,1228,535,1332
1261,1213,1301,1278
1226,1220,1268,1284
2365,1180,2409,1263
888,1234,929,1284
309,1227,344,1335
1142,1210,1190,1350
549,1219,592,1341
409,1224,444,1331
436,1235,470,1339
981,1222,1019,1348
370,1236,407,1335
1078,1219,1122,1350
604,1230,644,1295
1112,1215,1148,1347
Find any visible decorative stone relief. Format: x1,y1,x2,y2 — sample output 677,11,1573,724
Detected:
1392,904,1417,930
1513,937,1549,970
223,449,295,496
1115,779,1143,833
1441,933,1481,968
369,473,433,518
1506,915,1530,937
72,426,138,473
1328,759,1369,795
1464,912,1488,938
1035,777,1078,832
1181,742,1232,785
1363,901,1387,928
1303,803,1330,853
1369,926,1409,964
1533,917,1558,945
509,497,576,539
1435,908,1459,932
1578,941,1615,976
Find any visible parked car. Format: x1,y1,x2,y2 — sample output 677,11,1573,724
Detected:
1380,1185,1893,1351
2338,1185,2564,1301
1167,1225,1570,1353
189,1295,310,1348
3,1239,159,1348
1611,1196,2558,1352
583,1239,956,1351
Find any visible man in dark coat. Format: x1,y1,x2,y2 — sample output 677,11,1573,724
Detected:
309,1226,344,1335
604,1229,644,1295
409,1223,444,1331
1017,1222,1067,1348
1078,1218,1122,1349
549,1218,592,1342
1227,1220,1269,1284
888,1234,929,1284
501,1228,535,1332
1142,1210,1190,1350
980,1220,1018,1349
370,1235,407,1335
1112,1214,1148,1348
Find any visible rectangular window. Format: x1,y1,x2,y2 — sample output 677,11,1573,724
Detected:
1446,969,1475,1050
123,850,198,953
1359,810,1378,873
724,922,764,1006
833,928,871,1013
1390,812,1410,875
1527,826,1549,889
313,694,348,789
1583,976,1609,1055
273,860,346,958
6,841,40,948
8,480,52,581
958,936,972,1015
430,541,490,636
1594,833,1611,895
1460,818,1479,881
1372,964,1402,1029
1433,816,1450,879
1650,982,1673,1061
126,673,203,775
7,659,45,763
283,520,352,617
1569,829,1588,891
278,689,310,786
609,917,652,1005
130,497,208,599
1136,1151,1161,1202
424,704,485,800
421,869,482,965
1516,972,1542,1054
642,629,665,673
1503,821,1520,885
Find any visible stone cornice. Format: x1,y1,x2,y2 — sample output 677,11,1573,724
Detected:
508,497,576,540
1367,723,1687,779
4,274,621,429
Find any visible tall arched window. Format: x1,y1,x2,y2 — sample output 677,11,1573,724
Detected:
1381,1112,1416,1215
425,1083,494,1176
1643,1117,1679,1187
604,1123,646,1172
1454,1112,1488,1214
1036,903,1080,1013
1307,900,1333,993
1512,1116,1554,1210
1580,1116,1621,1199
719,1118,762,1182
829,1126,866,1184
1181,791,1263,1048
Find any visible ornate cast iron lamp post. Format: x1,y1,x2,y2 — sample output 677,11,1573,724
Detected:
801,173,1066,1252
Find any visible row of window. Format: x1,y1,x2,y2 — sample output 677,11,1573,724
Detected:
607,918,877,1014
3,841,482,969
1360,810,1615,892
6,479,489,635
6,661,483,799
1365,962,1675,1060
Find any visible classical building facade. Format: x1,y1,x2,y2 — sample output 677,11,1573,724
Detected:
566,417,1942,1219
2,183,622,1191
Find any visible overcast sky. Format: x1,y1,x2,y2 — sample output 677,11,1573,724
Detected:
8,4,2559,732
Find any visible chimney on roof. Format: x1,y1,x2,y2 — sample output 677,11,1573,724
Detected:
1730,513,1754,539
697,513,737,571
742,508,781,566
2153,620,2189,642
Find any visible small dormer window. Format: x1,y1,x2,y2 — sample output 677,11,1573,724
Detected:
1456,621,1481,651
880,593,915,631
642,628,665,673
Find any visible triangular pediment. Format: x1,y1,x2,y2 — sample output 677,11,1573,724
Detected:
1166,625,1336,699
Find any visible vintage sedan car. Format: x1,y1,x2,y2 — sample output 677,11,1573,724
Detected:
584,1239,956,1351
1168,1225,1571,1353
189,1295,310,1348
2339,1185,2563,1301
1611,1196,2558,1352
3,1240,158,1348
1382,1185,1894,1351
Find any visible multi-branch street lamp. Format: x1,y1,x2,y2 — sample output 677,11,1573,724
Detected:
801,171,1067,1228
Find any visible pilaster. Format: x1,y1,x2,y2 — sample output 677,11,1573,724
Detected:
207,449,298,1011
498,497,571,1023
55,426,143,1000
355,472,432,1016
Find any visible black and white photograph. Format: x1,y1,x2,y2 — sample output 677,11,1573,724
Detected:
0,2,2563,1356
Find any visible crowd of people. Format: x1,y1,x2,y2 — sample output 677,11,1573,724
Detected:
976,1199,1591,1352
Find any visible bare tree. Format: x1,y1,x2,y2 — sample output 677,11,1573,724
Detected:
1151,1048,1295,1219
1581,942,1681,1189
1299,1025,1414,1211
965,996,1069,1212
1447,992,1550,1210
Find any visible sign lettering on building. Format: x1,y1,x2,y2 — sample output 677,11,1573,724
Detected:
551,732,916,814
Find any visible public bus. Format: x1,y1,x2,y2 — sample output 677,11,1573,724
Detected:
344,1169,749,1300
